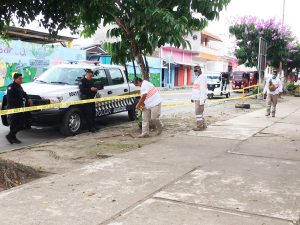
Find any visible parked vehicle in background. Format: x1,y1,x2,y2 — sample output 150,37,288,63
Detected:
1,63,140,136
231,71,250,91
88,54,111,64
206,72,230,99
248,71,259,86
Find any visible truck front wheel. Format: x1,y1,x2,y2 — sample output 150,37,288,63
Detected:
60,108,82,136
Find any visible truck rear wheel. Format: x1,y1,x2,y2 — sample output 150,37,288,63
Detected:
60,108,82,136
1,96,9,126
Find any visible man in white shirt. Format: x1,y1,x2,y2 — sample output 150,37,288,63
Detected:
263,70,283,117
191,66,207,131
134,77,163,138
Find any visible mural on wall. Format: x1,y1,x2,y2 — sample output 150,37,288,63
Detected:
0,62,37,91
126,56,163,87
128,73,160,87
0,59,7,88
0,39,85,100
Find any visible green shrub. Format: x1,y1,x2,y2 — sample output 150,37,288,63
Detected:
286,83,298,92
251,87,263,95
136,110,142,129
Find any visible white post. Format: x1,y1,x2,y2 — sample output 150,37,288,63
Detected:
257,37,262,96
168,54,171,88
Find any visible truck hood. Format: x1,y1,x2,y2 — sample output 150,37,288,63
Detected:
207,80,220,84
22,82,78,98
233,78,243,82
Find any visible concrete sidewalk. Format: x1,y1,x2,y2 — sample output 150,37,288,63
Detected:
0,98,299,225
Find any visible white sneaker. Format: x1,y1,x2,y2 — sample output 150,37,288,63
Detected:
138,133,149,138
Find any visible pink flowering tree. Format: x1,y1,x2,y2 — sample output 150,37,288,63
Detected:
287,43,300,75
229,16,298,73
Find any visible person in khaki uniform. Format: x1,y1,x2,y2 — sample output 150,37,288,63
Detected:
134,77,163,138
191,66,207,131
263,70,282,117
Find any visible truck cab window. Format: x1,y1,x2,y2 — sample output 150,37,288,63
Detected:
94,70,109,86
109,69,124,85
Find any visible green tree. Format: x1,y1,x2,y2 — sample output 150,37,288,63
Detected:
229,16,295,71
96,0,231,79
1,0,230,79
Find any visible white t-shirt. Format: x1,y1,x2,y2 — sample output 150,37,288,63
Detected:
263,76,282,95
191,74,207,104
140,80,162,109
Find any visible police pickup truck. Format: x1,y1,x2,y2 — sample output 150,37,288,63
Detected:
1,63,140,136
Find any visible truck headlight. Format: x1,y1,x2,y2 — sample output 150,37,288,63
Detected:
48,97,63,104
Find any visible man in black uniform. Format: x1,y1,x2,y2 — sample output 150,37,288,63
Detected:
79,69,98,132
221,72,230,92
6,73,32,144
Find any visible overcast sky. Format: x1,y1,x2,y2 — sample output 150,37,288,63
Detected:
24,0,300,47
206,0,300,40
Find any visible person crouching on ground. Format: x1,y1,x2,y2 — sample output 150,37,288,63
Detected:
263,69,282,117
191,66,207,131
133,77,163,138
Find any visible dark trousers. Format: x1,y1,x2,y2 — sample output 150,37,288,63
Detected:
8,113,24,138
221,82,227,91
82,103,96,129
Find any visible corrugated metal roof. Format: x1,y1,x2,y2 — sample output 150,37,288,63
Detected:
5,26,75,44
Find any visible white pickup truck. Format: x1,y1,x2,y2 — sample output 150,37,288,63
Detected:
1,63,140,136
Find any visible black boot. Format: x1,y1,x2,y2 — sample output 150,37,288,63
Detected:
13,137,22,144
5,134,14,144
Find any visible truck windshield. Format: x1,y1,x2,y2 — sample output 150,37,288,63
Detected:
35,67,88,85
207,75,220,82
233,73,243,79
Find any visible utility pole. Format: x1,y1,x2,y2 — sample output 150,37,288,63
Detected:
282,0,286,24
279,0,286,78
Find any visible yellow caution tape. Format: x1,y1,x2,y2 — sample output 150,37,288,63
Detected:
162,91,264,107
0,94,140,116
0,84,265,116
162,102,193,107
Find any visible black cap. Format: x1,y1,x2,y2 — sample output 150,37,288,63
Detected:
85,69,94,74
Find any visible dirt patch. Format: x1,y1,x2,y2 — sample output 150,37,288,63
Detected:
0,97,287,191
0,158,46,191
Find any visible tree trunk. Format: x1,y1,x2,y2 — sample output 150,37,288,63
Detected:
144,55,149,75
283,67,288,90
136,53,149,80
132,59,137,78
123,63,129,81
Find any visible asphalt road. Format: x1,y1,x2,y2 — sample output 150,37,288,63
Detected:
0,89,241,153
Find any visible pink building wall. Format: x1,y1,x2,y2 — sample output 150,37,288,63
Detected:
161,47,193,87
161,48,192,63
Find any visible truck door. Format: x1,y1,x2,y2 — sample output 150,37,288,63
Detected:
106,68,131,113
93,69,110,116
